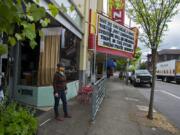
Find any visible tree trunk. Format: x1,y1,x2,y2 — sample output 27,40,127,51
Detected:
147,48,157,119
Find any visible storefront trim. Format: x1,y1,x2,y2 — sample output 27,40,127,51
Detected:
33,0,83,39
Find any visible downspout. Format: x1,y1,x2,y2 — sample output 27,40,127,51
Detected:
79,0,90,85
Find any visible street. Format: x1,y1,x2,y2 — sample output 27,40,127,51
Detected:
136,81,180,129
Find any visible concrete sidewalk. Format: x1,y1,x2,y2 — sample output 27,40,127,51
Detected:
37,78,180,135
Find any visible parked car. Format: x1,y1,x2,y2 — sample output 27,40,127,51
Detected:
130,69,152,87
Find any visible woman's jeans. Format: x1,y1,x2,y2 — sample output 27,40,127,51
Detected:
54,90,68,117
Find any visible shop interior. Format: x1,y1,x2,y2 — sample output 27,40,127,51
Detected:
19,40,40,86
95,53,107,80
61,30,80,82
19,27,80,86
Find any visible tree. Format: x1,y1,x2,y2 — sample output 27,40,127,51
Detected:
130,47,142,69
128,0,180,119
139,62,147,69
116,47,142,72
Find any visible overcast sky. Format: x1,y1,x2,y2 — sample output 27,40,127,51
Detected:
125,7,180,61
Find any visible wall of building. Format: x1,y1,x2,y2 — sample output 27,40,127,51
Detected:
79,0,90,85
12,0,84,107
15,81,79,107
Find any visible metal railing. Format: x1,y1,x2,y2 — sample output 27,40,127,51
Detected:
91,76,106,121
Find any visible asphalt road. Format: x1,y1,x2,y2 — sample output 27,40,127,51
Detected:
136,81,180,129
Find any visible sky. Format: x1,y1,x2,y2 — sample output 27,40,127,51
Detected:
125,7,180,61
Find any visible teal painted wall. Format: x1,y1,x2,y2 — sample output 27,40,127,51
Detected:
15,80,79,107
37,86,54,107
15,86,38,106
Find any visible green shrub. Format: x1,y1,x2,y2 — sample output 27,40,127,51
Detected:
0,101,37,135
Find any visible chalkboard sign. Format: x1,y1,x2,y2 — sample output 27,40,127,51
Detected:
97,15,134,53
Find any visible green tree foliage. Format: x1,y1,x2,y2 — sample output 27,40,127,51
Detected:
0,0,59,55
116,47,142,71
130,47,142,68
0,101,37,135
116,58,127,71
109,0,125,9
139,62,147,69
128,0,180,119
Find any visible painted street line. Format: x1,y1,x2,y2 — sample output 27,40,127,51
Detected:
160,90,180,100
143,89,180,100
136,105,156,112
125,97,139,102
40,118,51,127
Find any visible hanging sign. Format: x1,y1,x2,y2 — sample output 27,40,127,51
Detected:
109,0,125,25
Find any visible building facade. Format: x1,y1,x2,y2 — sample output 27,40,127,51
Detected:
9,0,86,107
147,49,180,72
1,0,137,107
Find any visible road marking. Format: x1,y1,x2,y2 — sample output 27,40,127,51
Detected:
136,105,156,112
125,97,139,102
144,89,180,100
160,91,180,100
40,118,51,127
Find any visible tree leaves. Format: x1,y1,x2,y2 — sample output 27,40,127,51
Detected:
15,33,23,41
48,3,59,17
30,40,37,49
8,37,16,46
114,0,124,9
21,22,36,40
128,0,180,49
0,44,8,55
0,0,69,51
0,102,38,135
40,18,50,27
38,30,44,37
70,5,75,12
27,3,46,22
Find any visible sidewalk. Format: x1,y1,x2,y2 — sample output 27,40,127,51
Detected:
37,78,180,135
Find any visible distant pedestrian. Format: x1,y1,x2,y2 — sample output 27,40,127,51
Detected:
53,63,71,121
0,85,4,102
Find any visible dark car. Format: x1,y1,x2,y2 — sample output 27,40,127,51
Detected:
130,69,152,87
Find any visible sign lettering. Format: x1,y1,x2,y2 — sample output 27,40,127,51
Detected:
98,15,134,53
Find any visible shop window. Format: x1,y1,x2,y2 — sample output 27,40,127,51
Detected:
38,35,60,86
19,28,61,86
19,42,40,86
19,27,80,86
61,30,80,82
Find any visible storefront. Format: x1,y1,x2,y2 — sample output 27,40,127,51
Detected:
88,8,138,120
12,0,83,107
88,10,136,82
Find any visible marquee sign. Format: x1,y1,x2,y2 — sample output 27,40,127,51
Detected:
97,15,134,53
